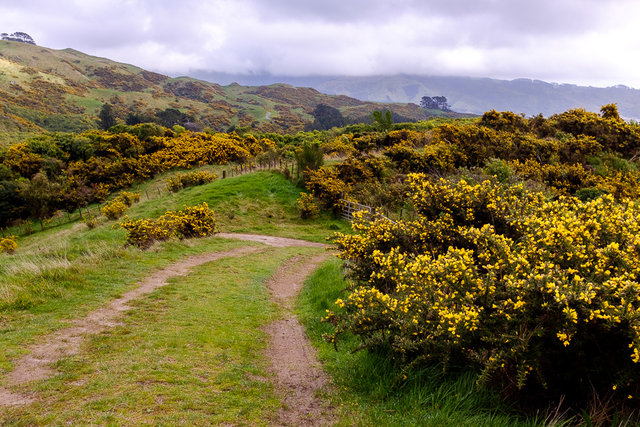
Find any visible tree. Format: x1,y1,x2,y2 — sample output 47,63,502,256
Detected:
295,142,324,179
311,104,346,130
155,108,193,128
98,103,116,130
1,32,36,45
18,172,62,229
371,109,393,131
420,96,451,112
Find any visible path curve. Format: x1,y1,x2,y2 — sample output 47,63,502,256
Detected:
0,232,334,423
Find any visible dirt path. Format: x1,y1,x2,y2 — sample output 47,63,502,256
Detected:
0,232,335,424
264,253,335,426
217,232,326,248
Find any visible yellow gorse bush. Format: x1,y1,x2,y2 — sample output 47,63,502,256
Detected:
101,199,128,220
327,174,640,400
118,202,217,248
166,170,217,192
0,236,18,254
296,192,318,219
101,191,141,220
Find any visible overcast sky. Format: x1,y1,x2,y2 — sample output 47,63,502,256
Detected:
1,0,639,88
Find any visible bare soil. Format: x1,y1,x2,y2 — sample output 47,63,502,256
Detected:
263,253,336,426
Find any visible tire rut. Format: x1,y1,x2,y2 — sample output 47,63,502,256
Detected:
263,253,336,426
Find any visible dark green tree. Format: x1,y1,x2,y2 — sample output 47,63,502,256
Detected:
18,172,62,229
311,104,346,130
295,142,324,178
98,103,116,130
371,109,393,131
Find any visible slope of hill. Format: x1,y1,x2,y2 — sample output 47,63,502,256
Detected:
0,41,427,142
193,72,640,120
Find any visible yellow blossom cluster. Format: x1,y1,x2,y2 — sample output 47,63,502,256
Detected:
0,236,18,254
296,192,319,219
118,202,217,248
100,191,141,220
327,174,640,396
166,170,217,192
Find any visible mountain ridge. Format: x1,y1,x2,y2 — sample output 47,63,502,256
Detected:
191,71,640,119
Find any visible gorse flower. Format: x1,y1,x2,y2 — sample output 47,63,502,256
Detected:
327,175,640,400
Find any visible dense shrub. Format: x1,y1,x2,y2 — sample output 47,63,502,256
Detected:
297,192,318,219
101,199,128,220
116,191,141,206
166,170,217,192
119,203,216,248
0,236,18,254
327,175,640,407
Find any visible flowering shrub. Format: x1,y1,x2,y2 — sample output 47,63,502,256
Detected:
163,203,217,238
119,202,216,248
304,167,349,212
0,236,18,254
297,192,318,219
116,191,141,207
166,170,217,192
327,174,640,405
101,199,128,220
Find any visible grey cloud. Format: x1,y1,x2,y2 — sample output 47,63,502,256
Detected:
0,0,638,87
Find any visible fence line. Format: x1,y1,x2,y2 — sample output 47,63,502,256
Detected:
339,199,397,224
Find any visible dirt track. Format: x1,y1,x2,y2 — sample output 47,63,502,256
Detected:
0,233,335,425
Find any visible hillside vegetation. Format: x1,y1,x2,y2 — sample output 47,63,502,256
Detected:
198,72,640,119
0,40,426,144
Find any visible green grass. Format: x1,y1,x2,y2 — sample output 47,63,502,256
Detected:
1,245,323,425
126,170,350,242
297,258,569,426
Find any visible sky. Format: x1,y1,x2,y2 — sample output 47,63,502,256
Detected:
1,0,639,88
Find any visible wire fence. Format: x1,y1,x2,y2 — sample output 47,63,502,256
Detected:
339,199,397,224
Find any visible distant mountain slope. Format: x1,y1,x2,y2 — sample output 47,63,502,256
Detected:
193,72,640,120
0,41,427,141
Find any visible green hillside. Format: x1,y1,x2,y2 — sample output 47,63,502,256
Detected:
0,40,427,144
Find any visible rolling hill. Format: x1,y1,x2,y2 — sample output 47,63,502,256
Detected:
193,72,640,120
0,40,427,143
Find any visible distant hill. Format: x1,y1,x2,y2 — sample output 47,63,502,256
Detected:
0,41,429,143
193,72,640,120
